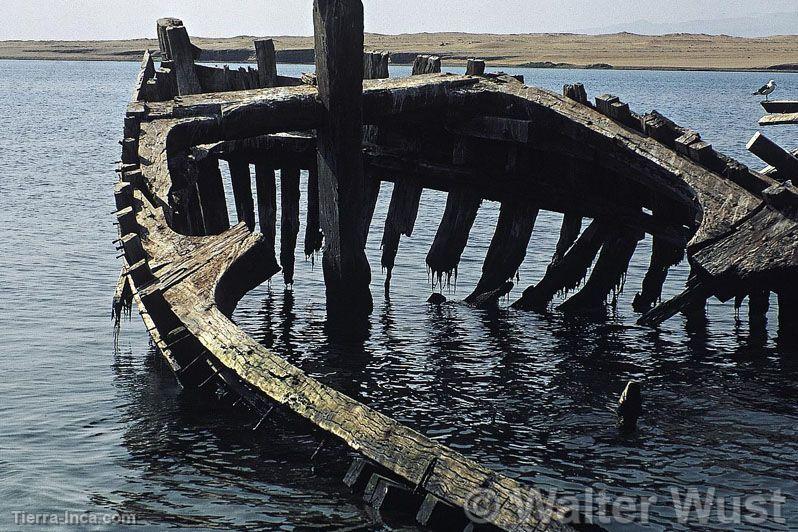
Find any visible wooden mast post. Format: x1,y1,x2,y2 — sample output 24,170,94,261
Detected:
313,0,373,316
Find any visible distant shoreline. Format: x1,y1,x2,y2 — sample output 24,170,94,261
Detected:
2,32,798,73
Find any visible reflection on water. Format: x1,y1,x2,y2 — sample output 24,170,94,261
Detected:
1,59,796,530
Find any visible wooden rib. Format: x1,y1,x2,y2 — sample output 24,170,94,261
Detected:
228,158,256,231
279,167,301,286
512,220,608,311
632,235,685,312
426,188,482,288
195,157,230,235
466,201,537,303
303,162,323,257
254,162,280,276
558,226,643,313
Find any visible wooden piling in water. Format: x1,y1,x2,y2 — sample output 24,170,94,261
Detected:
228,159,256,231
304,163,323,257
255,162,280,276
426,189,482,288
313,0,373,315
280,168,301,285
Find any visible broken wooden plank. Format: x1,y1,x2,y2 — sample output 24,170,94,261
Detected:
747,131,798,180
228,159,256,230
760,112,798,126
466,201,537,303
313,0,372,315
254,39,279,88
279,167,301,286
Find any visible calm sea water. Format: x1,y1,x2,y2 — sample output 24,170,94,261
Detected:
0,59,796,531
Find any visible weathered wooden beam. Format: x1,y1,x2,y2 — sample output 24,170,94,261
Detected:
746,131,798,180
156,17,182,59
165,25,202,96
254,39,278,88
132,50,156,102
558,226,643,313
313,0,373,315
632,235,685,312
254,162,280,276
638,280,712,327
445,115,533,143
195,157,230,235
228,159,256,231
364,50,390,79
426,189,482,287
304,163,324,257
551,214,582,266
412,54,441,75
466,58,486,76
513,220,608,311
466,202,537,303
279,168,301,286
361,51,390,244
380,181,423,283
761,100,798,114
760,112,798,126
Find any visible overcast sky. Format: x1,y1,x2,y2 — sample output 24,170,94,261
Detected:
2,0,796,40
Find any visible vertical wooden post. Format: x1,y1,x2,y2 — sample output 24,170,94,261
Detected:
228,159,256,231
165,24,202,95
195,158,230,235
255,162,280,275
465,59,485,76
254,39,279,88
313,0,373,315
280,168,301,285
304,162,324,257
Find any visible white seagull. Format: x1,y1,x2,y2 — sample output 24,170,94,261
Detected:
753,80,777,100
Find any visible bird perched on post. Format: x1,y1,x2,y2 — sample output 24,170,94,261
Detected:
753,80,777,100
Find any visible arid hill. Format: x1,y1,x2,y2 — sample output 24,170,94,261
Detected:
2,32,797,70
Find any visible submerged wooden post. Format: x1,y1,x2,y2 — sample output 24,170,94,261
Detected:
558,227,643,312
304,163,324,257
513,220,607,311
255,162,280,276
280,168,301,285
314,0,373,315
228,159,256,231
632,236,684,312
254,39,279,88
426,189,482,288
465,202,538,303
